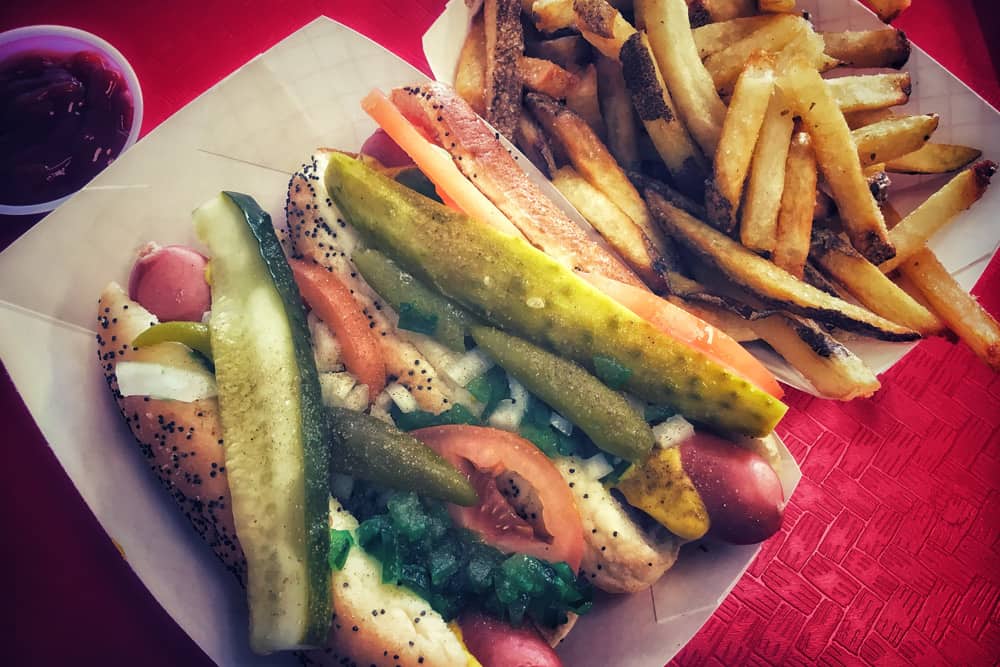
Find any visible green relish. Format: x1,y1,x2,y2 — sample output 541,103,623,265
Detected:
346,486,592,628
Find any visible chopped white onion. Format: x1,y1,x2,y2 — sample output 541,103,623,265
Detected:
487,374,529,431
309,312,344,373
343,383,370,412
115,361,217,402
385,382,419,413
443,348,494,387
549,411,573,436
652,415,695,450
581,453,613,479
318,372,357,409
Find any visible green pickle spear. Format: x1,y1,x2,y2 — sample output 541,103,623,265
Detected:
470,325,653,461
326,153,786,437
327,406,477,506
131,321,213,360
195,192,331,652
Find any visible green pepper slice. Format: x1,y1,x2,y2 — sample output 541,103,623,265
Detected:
131,321,213,360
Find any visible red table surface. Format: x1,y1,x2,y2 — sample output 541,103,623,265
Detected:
3,1,999,665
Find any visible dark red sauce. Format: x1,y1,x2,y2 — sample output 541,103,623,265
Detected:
0,50,134,207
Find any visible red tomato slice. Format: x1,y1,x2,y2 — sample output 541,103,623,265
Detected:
289,258,387,401
411,425,584,571
359,128,414,168
459,613,563,667
582,272,784,398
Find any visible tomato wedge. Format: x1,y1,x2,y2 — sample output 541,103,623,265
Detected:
411,425,584,571
582,272,783,398
361,90,521,236
289,258,387,401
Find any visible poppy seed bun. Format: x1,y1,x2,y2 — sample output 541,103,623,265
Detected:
97,283,473,666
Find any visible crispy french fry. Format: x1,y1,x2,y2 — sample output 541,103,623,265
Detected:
843,107,896,129
532,0,577,32
526,35,592,69
619,31,707,193
821,29,910,69
674,296,760,341
885,143,983,175
852,114,938,168
515,111,558,177
899,248,1000,371
527,92,667,255
596,54,641,170
741,89,795,255
707,53,776,233
484,0,524,140
703,14,807,95
828,72,911,113
773,23,835,74
566,63,608,139
779,58,895,264
810,229,945,335
629,170,707,219
574,0,639,60
519,56,579,99
648,191,921,340
758,0,796,12
455,10,488,115
773,130,816,278
879,160,997,273
698,0,757,21
551,166,668,288
866,0,912,23
749,314,881,400
636,0,728,157
692,15,779,59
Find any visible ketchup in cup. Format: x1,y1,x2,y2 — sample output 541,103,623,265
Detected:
0,48,135,207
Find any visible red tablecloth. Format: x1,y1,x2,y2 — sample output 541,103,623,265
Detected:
4,1,999,665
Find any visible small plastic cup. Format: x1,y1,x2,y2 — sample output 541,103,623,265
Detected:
0,25,144,215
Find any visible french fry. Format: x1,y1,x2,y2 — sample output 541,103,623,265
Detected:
866,170,891,204
758,0,796,12
455,10,487,115
619,31,707,193
707,53,776,233
843,107,896,130
629,169,707,219
899,248,1000,371
527,92,668,254
692,15,778,59
685,0,712,27
773,23,837,74
741,89,795,255
773,130,816,278
879,160,997,273
647,191,921,340
484,0,524,140
574,0,639,60
703,14,806,95
519,56,579,99
565,63,608,139
865,0,912,23
526,35,592,69
749,314,881,400
515,111,558,177
531,0,577,32
821,29,910,69
810,229,945,335
596,54,641,170
779,58,895,264
551,166,668,288
885,143,983,174
827,72,911,113
637,0,727,157
673,296,760,341
852,114,938,168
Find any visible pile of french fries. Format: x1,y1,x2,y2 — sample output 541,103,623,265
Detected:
454,0,998,400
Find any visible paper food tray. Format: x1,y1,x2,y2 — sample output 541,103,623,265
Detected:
425,0,1000,397
7,9,946,666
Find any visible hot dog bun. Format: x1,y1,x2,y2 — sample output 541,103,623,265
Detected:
98,283,475,667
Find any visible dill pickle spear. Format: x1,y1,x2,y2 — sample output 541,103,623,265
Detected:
325,153,786,437
470,325,653,461
352,248,472,351
327,407,477,506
